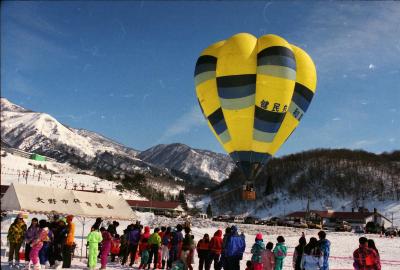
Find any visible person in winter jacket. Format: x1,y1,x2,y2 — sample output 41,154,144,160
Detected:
62,215,75,268
367,239,381,270
148,227,162,269
208,229,223,270
28,228,49,270
318,231,330,270
53,218,67,269
38,220,53,268
261,242,275,270
292,236,307,270
87,226,103,270
181,227,195,270
353,237,380,270
128,224,141,267
120,225,131,266
161,226,171,269
169,225,184,269
138,238,150,269
224,225,245,270
273,236,287,270
100,227,112,269
110,234,121,263
301,237,323,270
24,218,40,264
7,214,27,268
197,233,211,270
251,233,266,270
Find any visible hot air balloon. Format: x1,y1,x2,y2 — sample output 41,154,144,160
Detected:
194,33,317,200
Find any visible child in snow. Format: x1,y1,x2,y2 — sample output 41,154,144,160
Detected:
100,227,112,269
87,226,103,270
110,234,121,263
261,242,275,270
273,236,287,270
29,228,49,270
138,238,150,269
251,233,266,270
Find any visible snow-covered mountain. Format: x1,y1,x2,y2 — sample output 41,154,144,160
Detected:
1,98,139,160
139,143,234,183
0,98,232,186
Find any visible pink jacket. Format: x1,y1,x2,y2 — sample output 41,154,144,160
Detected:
261,249,275,270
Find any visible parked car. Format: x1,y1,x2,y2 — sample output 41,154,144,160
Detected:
385,226,398,237
267,217,285,226
293,220,308,229
213,215,230,222
306,221,322,229
335,221,352,232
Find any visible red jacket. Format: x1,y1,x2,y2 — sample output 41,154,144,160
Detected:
353,244,380,270
209,230,223,255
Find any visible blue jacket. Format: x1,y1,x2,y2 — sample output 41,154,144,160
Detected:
319,239,330,270
225,226,245,259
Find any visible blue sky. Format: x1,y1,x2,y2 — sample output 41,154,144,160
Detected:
1,1,399,155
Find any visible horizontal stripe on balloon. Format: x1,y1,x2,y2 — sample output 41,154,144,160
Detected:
292,91,310,112
194,55,217,76
253,129,276,142
257,65,296,80
207,108,224,125
229,151,271,164
257,55,296,70
212,119,228,135
217,84,256,99
194,71,216,86
257,46,295,59
254,118,281,133
255,106,285,123
220,95,255,110
218,130,231,144
294,82,314,102
216,74,257,88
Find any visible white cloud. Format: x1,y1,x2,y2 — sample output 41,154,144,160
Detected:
158,106,205,143
332,117,341,121
368,64,375,70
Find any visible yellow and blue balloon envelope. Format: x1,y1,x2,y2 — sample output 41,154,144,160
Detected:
194,33,317,181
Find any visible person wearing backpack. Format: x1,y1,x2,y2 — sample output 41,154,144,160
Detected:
251,233,265,270
224,226,245,270
273,236,287,270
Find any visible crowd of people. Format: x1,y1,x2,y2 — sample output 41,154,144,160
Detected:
7,213,75,270
6,214,383,270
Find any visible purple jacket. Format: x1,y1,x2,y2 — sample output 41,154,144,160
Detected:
128,229,141,245
25,226,40,243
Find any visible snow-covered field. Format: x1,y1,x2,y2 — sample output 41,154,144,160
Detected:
0,151,145,200
2,214,400,270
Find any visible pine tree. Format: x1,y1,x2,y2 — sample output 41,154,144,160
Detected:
206,203,213,218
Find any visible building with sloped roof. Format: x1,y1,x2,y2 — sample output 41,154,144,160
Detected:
126,200,184,217
286,208,392,228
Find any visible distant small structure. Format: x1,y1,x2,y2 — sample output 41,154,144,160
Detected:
126,200,184,217
286,208,392,228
